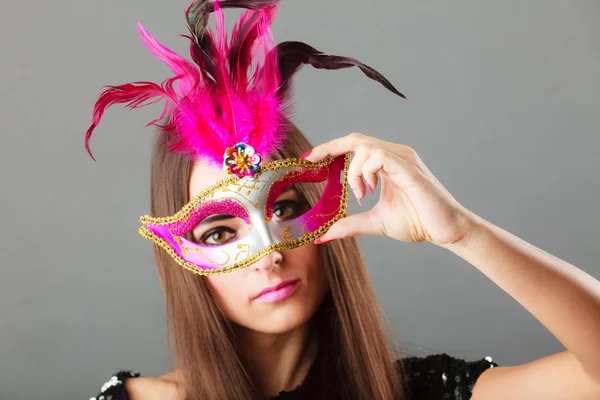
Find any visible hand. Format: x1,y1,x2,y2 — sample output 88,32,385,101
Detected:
303,132,478,247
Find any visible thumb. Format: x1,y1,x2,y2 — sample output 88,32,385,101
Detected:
315,210,380,243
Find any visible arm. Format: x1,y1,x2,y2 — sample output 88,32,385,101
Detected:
304,132,600,398
442,212,600,399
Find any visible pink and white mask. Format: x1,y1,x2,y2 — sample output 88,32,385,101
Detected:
139,150,349,274
84,0,403,275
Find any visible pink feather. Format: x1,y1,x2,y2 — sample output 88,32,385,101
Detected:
136,23,200,97
85,0,288,166
229,5,277,90
85,78,181,161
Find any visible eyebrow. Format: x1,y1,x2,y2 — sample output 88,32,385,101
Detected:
198,214,236,226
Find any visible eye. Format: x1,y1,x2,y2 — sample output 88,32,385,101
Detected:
273,200,302,221
201,227,237,246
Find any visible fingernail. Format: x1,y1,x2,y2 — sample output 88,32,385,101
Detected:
368,184,374,195
315,237,331,244
299,150,312,159
353,189,362,206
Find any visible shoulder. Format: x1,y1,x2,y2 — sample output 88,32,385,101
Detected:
399,352,498,399
90,370,180,400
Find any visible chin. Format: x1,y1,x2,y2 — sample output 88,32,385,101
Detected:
249,297,320,334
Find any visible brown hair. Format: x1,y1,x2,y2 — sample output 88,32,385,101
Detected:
150,126,406,399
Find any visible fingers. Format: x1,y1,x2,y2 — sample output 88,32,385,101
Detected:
315,210,381,243
302,132,365,163
347,147,384,202
303,131,424,200
361,149,383,192
347,150,369,204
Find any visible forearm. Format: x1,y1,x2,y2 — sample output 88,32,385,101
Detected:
442,212,600,384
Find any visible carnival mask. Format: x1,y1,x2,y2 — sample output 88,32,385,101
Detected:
85,0,404,275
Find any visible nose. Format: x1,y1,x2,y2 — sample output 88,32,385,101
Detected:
253,250,283,272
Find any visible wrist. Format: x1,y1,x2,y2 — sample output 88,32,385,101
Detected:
440,209,487,253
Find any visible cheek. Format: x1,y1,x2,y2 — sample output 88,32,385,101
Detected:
205,274,248,316
287,243,329,296
290,242,321,274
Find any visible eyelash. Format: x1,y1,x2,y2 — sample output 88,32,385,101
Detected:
200,226,236,246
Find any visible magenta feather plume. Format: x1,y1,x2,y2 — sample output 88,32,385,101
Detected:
86,0,287,165
85,0,405,164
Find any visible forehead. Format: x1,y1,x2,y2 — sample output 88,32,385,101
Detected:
188,160,229,199
188,157,276,199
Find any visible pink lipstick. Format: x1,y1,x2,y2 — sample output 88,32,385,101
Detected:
254,279,300,302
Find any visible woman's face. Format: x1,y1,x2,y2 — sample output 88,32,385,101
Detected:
188,160,329,334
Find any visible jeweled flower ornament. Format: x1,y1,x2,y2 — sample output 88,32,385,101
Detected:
84,0,404,275
224,143,262,179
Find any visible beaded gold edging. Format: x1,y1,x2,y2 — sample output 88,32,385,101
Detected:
140,156,341,226
138,153,350,276
263,164,331,224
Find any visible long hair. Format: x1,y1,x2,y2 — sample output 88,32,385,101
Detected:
150,126,406,399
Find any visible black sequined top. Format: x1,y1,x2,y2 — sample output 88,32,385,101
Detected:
90,353,498,400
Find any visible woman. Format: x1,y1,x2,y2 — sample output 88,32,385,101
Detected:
87,1,600,399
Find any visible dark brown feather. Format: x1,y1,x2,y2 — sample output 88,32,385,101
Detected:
276,41,406,100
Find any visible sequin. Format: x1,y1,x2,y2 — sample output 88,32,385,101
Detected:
90,371,139,400
90,354,499,400
454,385,461,399
400,353,498,400
223,143,262,179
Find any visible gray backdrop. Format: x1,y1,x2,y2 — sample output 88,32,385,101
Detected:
1,0,599,399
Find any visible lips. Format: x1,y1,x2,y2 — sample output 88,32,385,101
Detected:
254,279,300,302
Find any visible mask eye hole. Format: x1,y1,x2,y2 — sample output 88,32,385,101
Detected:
193,216,249,246
264,165,330,221
167,199,252,246
266,174,327,222
271,185,311,222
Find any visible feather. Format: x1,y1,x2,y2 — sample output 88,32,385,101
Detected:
184,1,272,53
276,41,406,100
85,79,180,161
137,23,200,97
229,6,276,90
185,0,280,80
86,0,404,166
251,10,280,95
185,0,217,81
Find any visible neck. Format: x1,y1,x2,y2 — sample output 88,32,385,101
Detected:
234,322,317,397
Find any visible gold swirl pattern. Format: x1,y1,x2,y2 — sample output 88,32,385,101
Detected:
234,243,251,261
302,195,343,235
283,226,293,241
180,243,231,267
138,154,350,276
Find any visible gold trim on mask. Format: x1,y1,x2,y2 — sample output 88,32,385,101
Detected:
302,194,343,235
138,154,350,276
262,163,331,224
